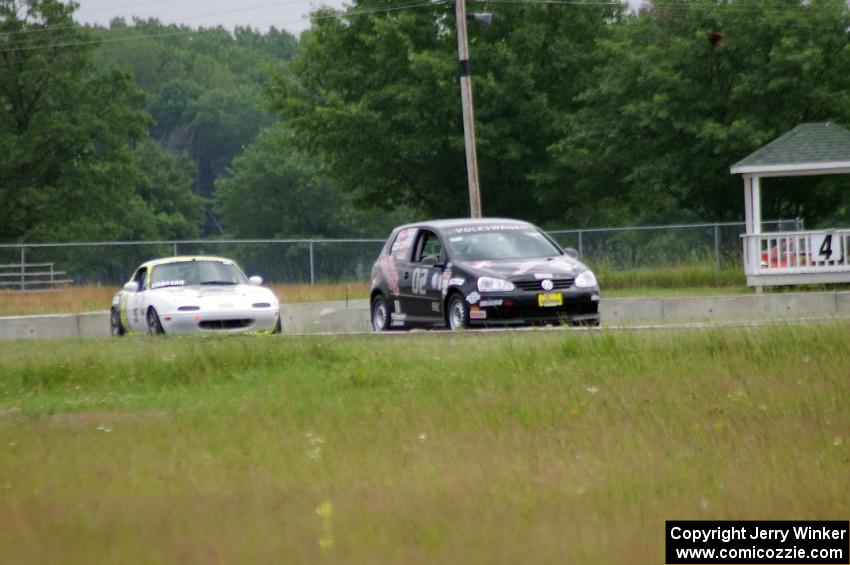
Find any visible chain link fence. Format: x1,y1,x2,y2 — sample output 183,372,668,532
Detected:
548,219,802,271
0,219,802,289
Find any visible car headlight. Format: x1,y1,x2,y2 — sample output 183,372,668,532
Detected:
575,270,598,288
477,277,515,292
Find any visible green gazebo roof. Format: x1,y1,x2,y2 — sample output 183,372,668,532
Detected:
730,122,850,175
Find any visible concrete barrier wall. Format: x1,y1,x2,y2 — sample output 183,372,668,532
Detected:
283,300,370,334
0,314,81,340
837,292,850,314
599,297,663,324
1,291,848,340
601,292,843,325
78,311,111,338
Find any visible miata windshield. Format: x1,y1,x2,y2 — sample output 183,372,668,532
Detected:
149,261,247,288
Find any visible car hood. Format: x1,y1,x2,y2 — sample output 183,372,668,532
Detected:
150,284,278,302
455,256,589,280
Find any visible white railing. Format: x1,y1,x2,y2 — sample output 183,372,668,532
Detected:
0,262,74,290
742,229,850,276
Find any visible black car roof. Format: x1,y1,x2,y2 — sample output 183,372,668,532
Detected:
395,218,535,233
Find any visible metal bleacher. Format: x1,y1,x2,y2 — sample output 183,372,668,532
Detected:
0,262,74,290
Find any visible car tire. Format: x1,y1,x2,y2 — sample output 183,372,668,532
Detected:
146,307,165,336
371,295,390,332
446,293,469,331
110,308,125,337
272,317,282,334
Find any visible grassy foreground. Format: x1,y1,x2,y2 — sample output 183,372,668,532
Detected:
1,325,848,564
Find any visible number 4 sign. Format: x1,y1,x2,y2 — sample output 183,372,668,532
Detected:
810,232,841,262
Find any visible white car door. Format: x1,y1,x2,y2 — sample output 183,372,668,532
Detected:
127,267,148,332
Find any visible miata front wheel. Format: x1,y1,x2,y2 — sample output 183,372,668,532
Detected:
146,307,165,336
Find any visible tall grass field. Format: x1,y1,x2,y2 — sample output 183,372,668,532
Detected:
1,324,848,563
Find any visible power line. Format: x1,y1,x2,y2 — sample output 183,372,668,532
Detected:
0,16,311,55
470,0,621,5
1,0,843,40
1,0,846,55
473,0,847,14
0,0,443,47
0,29,208,55
0,0,315,38
630,0,850,15
312,0,451,19
471,0,850,33
75,0,196,16
0,1,449,55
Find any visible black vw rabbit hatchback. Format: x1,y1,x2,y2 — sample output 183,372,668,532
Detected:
369,218,600,331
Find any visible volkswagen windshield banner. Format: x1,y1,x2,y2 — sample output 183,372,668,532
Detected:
666,521,849,564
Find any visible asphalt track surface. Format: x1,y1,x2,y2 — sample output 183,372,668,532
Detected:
286,315,850,338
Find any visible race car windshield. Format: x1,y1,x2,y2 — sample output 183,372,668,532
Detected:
149,261,247,287
447,231,562,261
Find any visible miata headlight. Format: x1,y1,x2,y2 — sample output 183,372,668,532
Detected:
575,270,598,288
477,277,515,292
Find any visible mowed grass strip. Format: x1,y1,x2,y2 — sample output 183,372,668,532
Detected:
0,325,848,564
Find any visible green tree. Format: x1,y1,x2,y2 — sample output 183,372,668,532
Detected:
0,1,204,242
130,139,204,239
215,123,344,238
550,0,850,226
0,0,148,240
215,122,412,238
95,20,299,233
268,0,619,222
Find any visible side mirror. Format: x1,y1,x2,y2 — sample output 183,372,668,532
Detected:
248,275,263,286
564,247,580,259
123,281,139,293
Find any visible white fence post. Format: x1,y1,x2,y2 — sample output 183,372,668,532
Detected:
20,246,25,291
714,223,721,272
309,241,315,285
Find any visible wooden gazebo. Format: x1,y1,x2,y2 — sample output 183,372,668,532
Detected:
730,122,850,288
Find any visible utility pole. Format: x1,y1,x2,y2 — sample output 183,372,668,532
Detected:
455,0,482,218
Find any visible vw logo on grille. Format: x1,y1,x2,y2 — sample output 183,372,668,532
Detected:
541,279,554,291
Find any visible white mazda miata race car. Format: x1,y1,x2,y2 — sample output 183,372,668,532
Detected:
110,256,281,336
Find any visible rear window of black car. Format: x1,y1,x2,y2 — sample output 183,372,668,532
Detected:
390,228,417,261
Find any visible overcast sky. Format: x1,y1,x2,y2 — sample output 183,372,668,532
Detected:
72,0,641,36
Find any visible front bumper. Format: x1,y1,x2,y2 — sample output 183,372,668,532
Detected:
468,289,599,326
159,308,280,335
